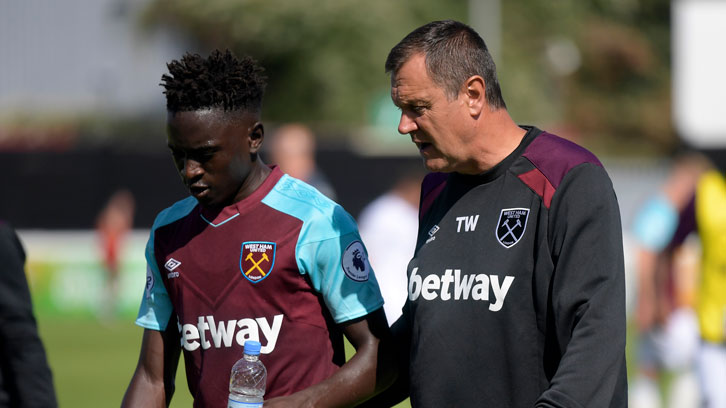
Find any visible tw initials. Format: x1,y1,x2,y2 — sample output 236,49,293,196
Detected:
456,215,479,232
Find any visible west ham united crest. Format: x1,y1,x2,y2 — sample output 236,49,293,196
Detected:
496,208,530,248
240,241,276,283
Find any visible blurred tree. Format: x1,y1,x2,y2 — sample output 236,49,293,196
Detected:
140,0,467,129
141,0,673,153
501,1,675,154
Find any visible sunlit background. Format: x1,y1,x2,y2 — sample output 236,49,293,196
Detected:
1,0,725,406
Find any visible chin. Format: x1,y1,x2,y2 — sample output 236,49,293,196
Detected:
193,194,217,207
422,159,453,173
195,197,212,207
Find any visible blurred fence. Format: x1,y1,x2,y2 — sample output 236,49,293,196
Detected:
1,148,423,229
1,148,669,229
7,149,673,319
19,229,148,319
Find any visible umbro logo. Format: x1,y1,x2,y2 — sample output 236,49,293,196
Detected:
165,258,181,279
165,258,181,272
426,224,440,244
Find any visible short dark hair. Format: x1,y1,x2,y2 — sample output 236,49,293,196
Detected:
385,20,506,110
161,49,267,114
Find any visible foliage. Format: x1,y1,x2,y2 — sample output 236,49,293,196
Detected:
501,1,675,154
141,0,675,153
141,0,467,129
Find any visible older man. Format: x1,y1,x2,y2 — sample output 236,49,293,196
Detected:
378,20,627,408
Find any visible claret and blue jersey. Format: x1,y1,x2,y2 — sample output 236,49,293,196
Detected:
135,167,384,407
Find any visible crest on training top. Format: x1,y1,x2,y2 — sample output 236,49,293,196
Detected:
495,208,530,248
240,241,276,283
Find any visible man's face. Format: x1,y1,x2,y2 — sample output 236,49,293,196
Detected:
391,53,473,173
166,109,260,207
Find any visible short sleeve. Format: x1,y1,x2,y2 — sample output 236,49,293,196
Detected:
632,195,678,251
297,230,384,324
134,231,174,331
262,174,385,324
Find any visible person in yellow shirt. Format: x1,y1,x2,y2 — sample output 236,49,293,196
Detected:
637,152,726,408
631,152,709,408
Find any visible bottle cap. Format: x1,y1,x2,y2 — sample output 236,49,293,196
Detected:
243,340,262,355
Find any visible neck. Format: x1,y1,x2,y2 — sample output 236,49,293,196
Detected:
464,109,526,174
233,160,271,203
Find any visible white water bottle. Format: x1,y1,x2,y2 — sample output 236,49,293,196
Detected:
228,340,267,408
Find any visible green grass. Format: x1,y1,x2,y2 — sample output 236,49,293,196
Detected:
37,317,194,407
37,316,410,407
39,314,642,408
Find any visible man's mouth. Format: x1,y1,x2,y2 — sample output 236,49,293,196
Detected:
416,142,433,153
189,184,209,198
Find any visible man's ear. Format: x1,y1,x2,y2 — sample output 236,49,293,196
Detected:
463,75,486,117
248,122,264,154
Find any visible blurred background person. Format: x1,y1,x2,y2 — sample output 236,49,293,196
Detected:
358,166,425,325
266,123,337,200
629,151,712,408
0,220,57,407
685,156,726,408
95,189,135,319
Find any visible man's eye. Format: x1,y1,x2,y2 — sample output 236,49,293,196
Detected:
191,151,215,163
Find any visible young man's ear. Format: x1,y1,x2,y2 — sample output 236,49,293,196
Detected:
248,122,265,154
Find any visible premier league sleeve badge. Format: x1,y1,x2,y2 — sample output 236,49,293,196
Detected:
341,240,371,282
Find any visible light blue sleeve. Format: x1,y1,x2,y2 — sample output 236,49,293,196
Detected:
632,195,678,251
134,230,174,331
297,230,385,324
263,175,384,324
135,197,197,331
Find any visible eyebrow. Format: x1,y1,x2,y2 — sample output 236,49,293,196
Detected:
393,90,420,105
397,97,431,110
167,143,220,155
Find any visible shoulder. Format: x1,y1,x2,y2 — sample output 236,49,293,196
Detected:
698,170,726,191
152,196,198,231
632,195,680,250
522,132,603,186
517,132,606,208
696,170,726,220
634,195,677,228
263,174,357,241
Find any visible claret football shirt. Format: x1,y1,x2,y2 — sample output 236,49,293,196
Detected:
135,166,384,407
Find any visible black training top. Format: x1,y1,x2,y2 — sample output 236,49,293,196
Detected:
404,126,627,408
0,222,57,407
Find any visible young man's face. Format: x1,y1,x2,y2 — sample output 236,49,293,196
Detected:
390,53,474,173
166,109,262,207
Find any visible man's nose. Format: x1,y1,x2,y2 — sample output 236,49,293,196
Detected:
398,111,418,135
181,158,203,180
